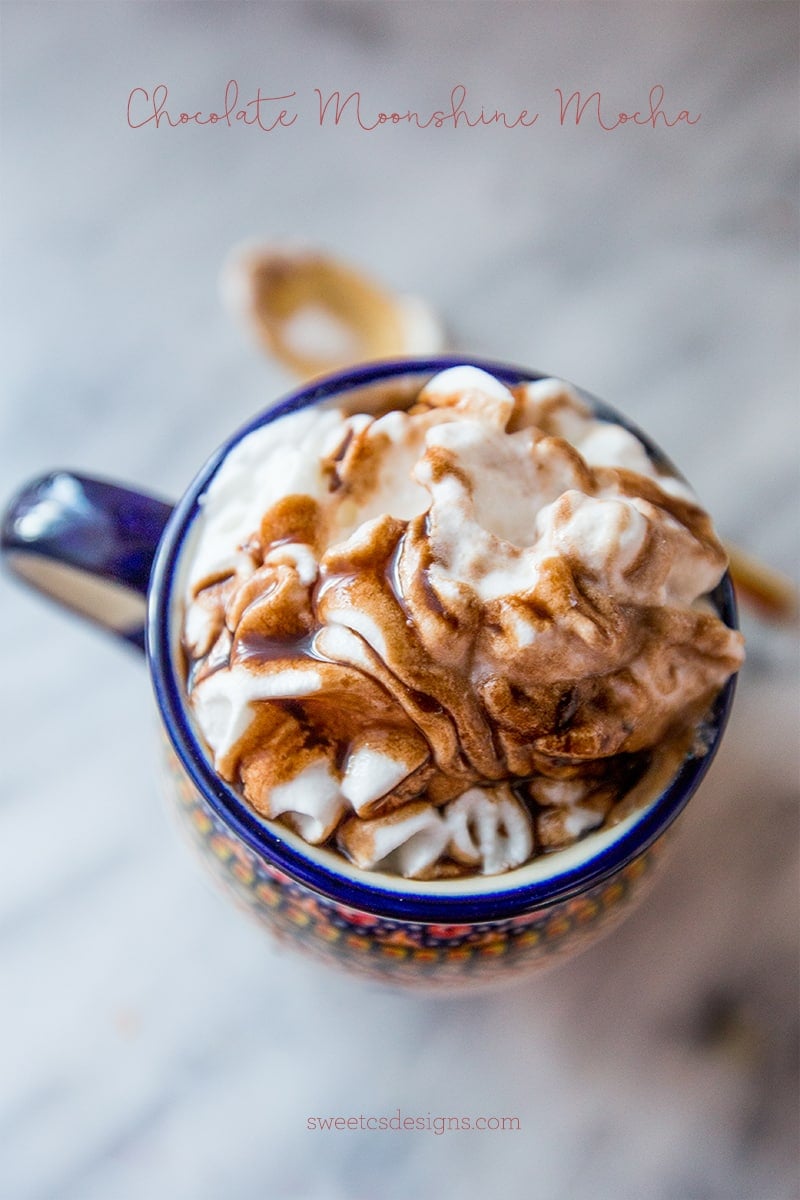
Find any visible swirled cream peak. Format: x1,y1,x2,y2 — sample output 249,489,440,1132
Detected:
182,367,744,879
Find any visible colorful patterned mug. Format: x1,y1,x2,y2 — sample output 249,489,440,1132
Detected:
1,357,738,990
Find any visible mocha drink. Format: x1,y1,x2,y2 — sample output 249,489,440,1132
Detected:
180,366,744,880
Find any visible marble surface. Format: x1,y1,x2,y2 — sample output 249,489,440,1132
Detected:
1,3,798,1198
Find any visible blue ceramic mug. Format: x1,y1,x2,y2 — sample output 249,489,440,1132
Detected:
1,357,739,990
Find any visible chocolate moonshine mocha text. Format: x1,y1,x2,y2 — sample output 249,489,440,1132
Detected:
126,82,700,132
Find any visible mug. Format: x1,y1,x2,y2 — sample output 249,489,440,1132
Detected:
1,357,739,990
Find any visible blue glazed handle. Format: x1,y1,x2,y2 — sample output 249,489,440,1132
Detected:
1,472,174,652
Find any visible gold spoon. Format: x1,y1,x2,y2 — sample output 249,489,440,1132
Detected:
723,541,798,625
221,241,444,380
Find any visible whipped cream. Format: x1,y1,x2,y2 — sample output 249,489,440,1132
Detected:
181,367,744,879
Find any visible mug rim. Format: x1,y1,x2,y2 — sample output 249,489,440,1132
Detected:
147,355,739,923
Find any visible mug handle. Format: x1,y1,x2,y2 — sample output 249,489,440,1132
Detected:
1,472,174,652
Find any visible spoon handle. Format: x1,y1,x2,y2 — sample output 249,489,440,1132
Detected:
725,541,799,625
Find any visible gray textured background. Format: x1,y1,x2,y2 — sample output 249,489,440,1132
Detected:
1,4,798,1198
